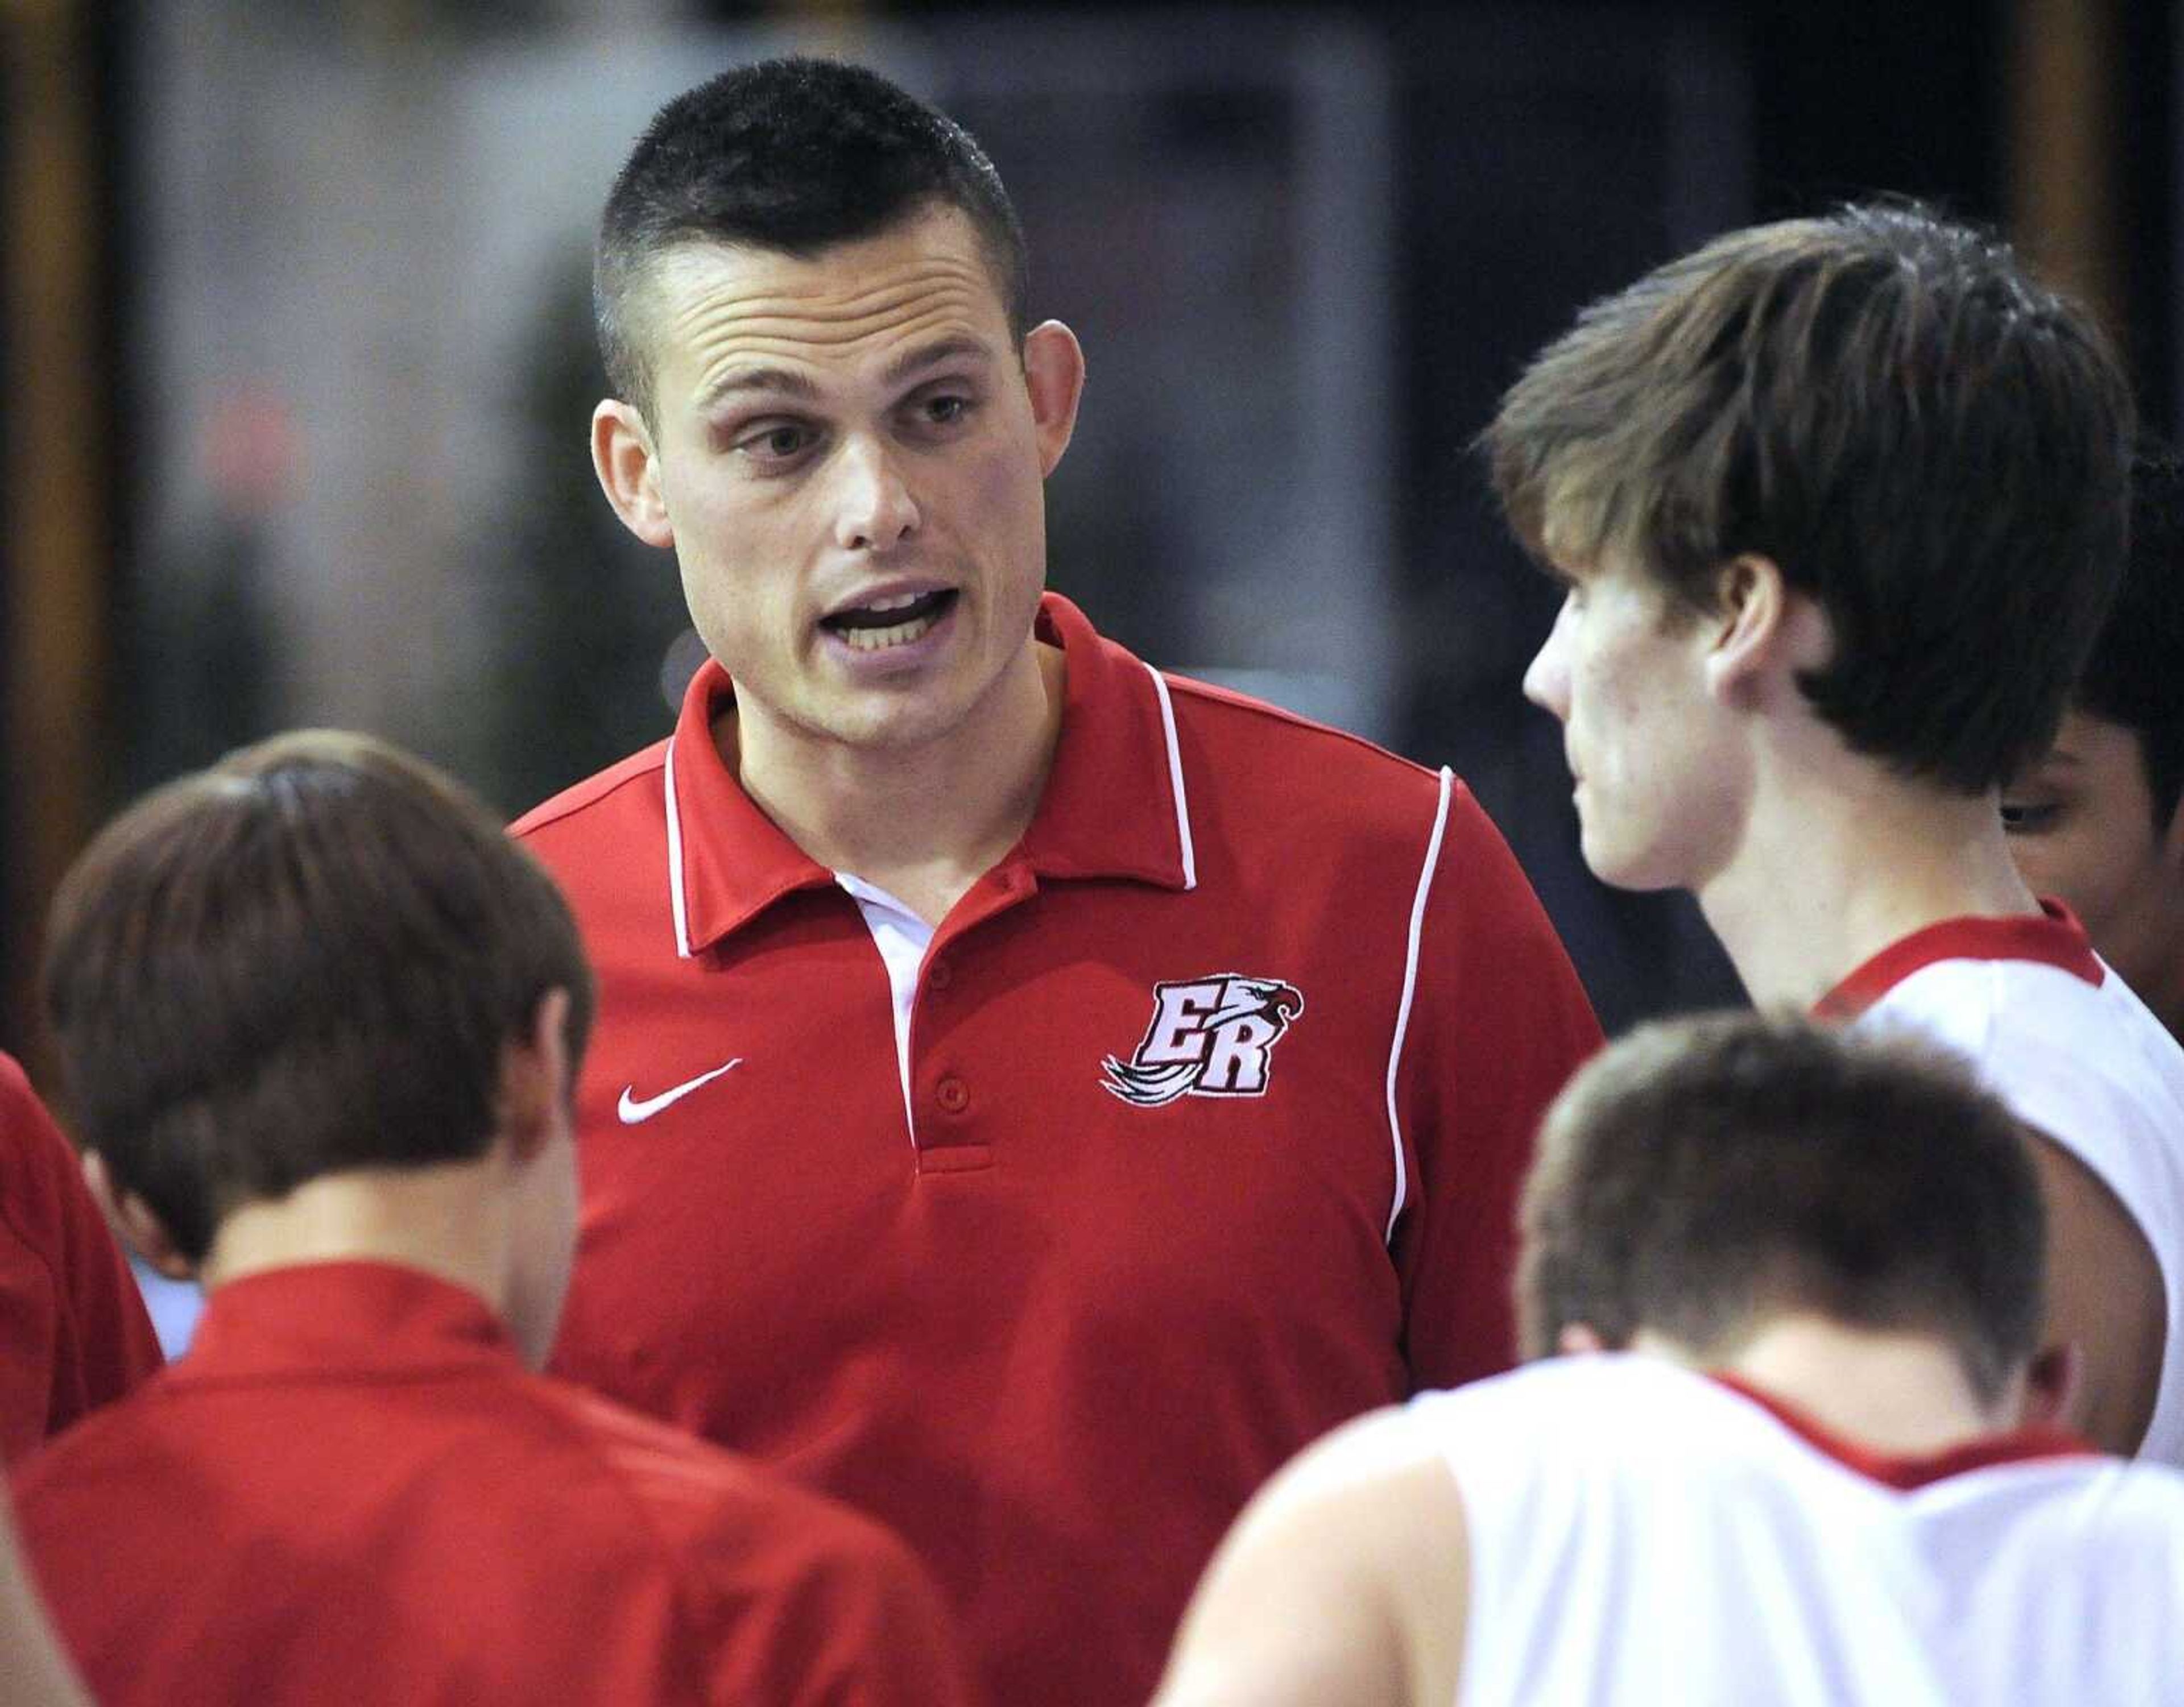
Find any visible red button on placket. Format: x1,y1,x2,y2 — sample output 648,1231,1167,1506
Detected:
934,1075,970,1114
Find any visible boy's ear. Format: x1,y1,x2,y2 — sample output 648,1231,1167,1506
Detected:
498,988,573,1166
2020,1341,2084,1431
1557,1322,1608,1357
1703,553,1828,703
83,1152,195,1281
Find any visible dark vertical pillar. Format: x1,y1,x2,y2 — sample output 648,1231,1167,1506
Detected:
1,0,110,1070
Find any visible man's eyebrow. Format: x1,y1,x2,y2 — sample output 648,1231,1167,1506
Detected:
696,365,820,409
883,334,996,389
694,337,997,411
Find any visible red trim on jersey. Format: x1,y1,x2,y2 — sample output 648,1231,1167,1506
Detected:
666,593,1192,955
1812,900,2104,1020
1707,1371,2096,1488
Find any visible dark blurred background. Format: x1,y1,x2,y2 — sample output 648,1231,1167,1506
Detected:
2,0,2167,1072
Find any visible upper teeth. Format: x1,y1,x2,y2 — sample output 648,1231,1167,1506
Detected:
859,592,924,614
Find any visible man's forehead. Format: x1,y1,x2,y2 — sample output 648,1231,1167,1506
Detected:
643,207,1003,319
1540,541,1629,589
634,219,1012,396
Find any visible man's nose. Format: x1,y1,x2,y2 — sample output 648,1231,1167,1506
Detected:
831,437,920,552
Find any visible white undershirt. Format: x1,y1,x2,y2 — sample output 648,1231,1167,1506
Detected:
833,872,934,1148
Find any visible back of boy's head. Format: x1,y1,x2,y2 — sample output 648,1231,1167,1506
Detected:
1517,1010,2047,1406
2078,444,2184,827
1487,202,2135,793
40,731,594,1263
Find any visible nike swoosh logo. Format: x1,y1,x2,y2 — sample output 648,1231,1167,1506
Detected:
617,1059,743,1124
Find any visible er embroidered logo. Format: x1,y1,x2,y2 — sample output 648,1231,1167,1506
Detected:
1101,974,1305,1107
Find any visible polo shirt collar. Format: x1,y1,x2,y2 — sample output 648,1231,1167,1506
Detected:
180,1260,515,1382
664,591,1196,956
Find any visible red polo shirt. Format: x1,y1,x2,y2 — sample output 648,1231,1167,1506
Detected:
13,1261,971,1707
0,1052,161,1465
515,593,1601,1706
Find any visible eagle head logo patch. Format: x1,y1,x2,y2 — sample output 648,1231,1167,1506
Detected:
1101,973,1305,1107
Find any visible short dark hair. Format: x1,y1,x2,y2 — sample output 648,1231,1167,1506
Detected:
2076,443,2184,826
40,731,595,1262
1485,202,2135,793
1517,1011,2046,1404
596,55,1029,420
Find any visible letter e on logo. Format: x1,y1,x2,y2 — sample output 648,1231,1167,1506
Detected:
1138,980,1222,1066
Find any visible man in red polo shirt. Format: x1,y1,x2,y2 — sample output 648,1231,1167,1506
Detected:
514,55,1599,1707
0,1054,161,1465
17,731,971,1707
1487,204,2184,1465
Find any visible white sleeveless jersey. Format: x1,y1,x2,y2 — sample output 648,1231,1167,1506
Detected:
1817,907,2184,1465
1409,1356,2184,1707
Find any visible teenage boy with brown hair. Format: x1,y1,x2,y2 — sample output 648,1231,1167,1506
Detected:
1486,204,2184,1461
1156,1013,2184,1706
15,731,971,1707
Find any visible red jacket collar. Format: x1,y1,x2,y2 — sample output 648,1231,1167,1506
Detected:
1813,900,2104,1020
181,1261,515,1381
664,592,1194,956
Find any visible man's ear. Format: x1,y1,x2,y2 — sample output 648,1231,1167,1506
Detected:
498,988,573,1166
1021,320,1086,478
1557,1323,1608,1357
592,400,675,549
2020,1340,2084,1431
82,1153,195,1281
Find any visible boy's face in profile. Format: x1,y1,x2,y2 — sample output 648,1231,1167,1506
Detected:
2004,707,2184,1004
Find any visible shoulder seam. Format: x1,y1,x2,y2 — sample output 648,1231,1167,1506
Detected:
1161,671,1440,782
510,743,670,839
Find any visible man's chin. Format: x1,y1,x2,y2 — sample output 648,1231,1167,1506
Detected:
804,689,977,757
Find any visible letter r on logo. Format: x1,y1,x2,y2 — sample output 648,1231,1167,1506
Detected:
1201,1017,1279,1092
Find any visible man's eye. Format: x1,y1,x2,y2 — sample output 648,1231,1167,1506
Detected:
2000,801,2061,834
919,393,970,426
739,424,812,461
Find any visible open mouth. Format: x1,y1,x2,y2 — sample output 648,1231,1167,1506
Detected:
820,589,959,653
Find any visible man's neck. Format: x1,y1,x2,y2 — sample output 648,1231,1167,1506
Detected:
199,1162,512,1324
730,640,1067,926
1697,753,2041,1008
1638,1316,2012,1456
